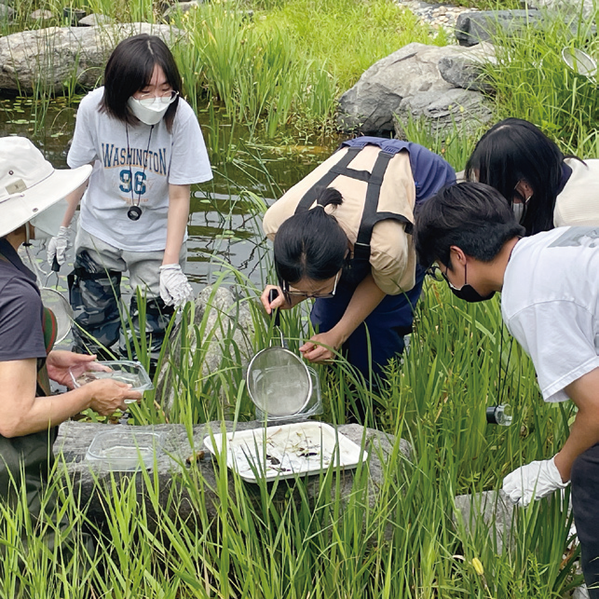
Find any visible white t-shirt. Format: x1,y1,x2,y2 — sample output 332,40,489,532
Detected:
554,158,599,227
67,87,213,251
502,227,599,403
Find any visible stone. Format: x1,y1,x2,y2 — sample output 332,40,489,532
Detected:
525,0,595,21
337,42,494,137
0,23,184,95
0,2,13,22
437,42,496,93
337,42,454,135
162,0,205,22
573,584,591,599
154,285,256,414
395,87,493,139
455,10,544,47
29,9,54,23
453,490,516,554
78,13,113,27
54,419,411,529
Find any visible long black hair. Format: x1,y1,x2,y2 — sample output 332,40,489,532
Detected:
99,33,181,131
274,187,348,286
465,118,566,235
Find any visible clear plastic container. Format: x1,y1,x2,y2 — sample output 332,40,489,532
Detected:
69,360,154,400
85,429,164,471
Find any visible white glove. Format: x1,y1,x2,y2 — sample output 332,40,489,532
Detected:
502,456,569,506
159,264,194,308
46,226,70,268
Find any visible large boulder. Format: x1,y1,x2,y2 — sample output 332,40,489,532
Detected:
0,23,183,94
455,9,545,47
337,42,495,137
453,490,516,554
525,0,596,21
155,285,256,413
54,420,411,528
394,87,493,140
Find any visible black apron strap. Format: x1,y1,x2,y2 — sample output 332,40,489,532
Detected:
294,147,362,213
353,151,413,261
293,141,415,263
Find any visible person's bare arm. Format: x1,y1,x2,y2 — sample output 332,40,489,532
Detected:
300,273,385,363
554,367,599,481
60,181,89,227
163,184,190,265
0,358,141,438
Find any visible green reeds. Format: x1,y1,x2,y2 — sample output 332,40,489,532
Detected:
480,6,599,158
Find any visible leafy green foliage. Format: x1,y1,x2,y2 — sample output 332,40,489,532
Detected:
0,0,594,595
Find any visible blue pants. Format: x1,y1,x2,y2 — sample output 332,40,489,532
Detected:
310,266,425,378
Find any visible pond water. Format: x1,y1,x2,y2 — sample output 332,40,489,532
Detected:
0,94,338,294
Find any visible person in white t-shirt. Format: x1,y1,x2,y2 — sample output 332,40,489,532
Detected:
465,118,599,235
47,33,213,361
414,181,599,598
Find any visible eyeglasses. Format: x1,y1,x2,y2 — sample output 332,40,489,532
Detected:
137,90,179,104
283,270,340,300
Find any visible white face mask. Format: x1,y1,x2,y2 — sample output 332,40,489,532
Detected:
29,198,68,240
512,202,525,223
128,96,170,126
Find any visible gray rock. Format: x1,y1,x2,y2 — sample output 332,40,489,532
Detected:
453,490,516,554
437,42,496,93
78,13,113,27
155,285,256,413
0,2,13,22
163,0,205,22
29,9,54,22
54,420,411,529
395,87,493,139
338,43,453,135
337,42,494,136
0,23,184,94
525,0,595,21
455,10,543,47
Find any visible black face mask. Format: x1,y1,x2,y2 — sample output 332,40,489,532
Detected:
449,284,496,303
446,261,496,303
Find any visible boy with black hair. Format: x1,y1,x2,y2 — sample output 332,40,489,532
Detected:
414,181,599,597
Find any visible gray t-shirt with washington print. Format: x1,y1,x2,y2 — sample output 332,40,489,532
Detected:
67,87,212,252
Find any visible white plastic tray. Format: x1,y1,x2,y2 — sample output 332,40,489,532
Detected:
203,422,368,482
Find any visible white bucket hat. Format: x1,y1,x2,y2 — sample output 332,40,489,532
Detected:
0,136,92,238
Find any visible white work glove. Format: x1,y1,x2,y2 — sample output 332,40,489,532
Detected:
159,264,194,308
46,226,70,269
502,456,569,506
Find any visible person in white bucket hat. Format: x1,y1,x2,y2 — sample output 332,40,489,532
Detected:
0,136,141,517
